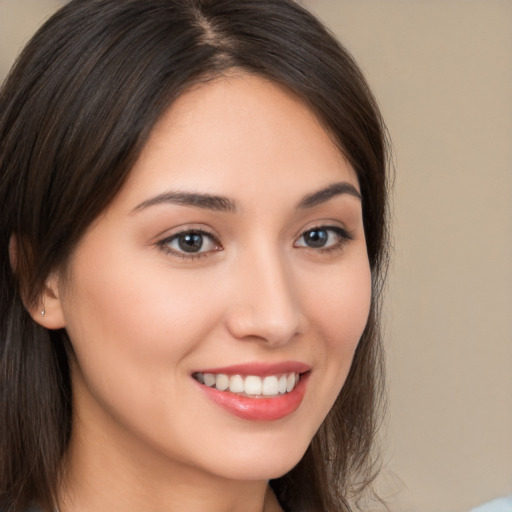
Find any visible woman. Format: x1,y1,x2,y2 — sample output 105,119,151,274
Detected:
0,0,389,511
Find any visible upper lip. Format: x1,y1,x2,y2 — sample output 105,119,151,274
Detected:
193,361,311,377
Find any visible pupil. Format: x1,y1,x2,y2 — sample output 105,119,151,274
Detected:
178,233,203,253
305,229,327,248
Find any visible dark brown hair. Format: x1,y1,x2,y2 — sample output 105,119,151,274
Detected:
0,1,389,510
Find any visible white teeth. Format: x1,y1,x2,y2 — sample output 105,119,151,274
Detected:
262,376,279,396
215,374,229,391
204,373,216,387
286,373,295,392
278,375,287,394
195,372,301,397
244,375,262,395
229,374,245,393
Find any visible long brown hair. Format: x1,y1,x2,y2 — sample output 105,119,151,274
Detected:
0,1,390,510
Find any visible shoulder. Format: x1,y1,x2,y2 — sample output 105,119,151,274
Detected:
471,496,512,512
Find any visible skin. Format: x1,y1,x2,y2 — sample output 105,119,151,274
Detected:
37,73,372,512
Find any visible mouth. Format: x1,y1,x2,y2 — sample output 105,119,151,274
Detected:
192,372,300,398
192,362,310,421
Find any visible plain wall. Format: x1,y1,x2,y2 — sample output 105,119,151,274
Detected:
1,1,511,511
305,2,512,511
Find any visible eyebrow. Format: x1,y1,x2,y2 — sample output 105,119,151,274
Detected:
297,182,361,208
131,191,238,214
131,181,360,215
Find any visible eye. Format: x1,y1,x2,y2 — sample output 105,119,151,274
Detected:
294,226,353,250
158,230,221,257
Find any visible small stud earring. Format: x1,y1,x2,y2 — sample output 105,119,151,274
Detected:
41,309,46,317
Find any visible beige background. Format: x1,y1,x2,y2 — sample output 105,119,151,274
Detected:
1,1,511,511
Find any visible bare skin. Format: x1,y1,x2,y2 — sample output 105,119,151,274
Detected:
36,74,371,511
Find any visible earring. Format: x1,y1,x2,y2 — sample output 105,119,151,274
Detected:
41,309,46,317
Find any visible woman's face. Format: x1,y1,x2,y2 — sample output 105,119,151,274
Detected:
54,74,371,483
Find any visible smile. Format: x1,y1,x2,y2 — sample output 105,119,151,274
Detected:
193,372,300,397
192,362,311,421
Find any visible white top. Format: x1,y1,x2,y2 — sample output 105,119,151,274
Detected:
471,496,512,512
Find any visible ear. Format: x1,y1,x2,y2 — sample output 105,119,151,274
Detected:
29,273,67,330
9,235,67,330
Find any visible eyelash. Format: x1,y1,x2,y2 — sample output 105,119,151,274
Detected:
294,225,354,254
156,229,221,260
156,225,354,260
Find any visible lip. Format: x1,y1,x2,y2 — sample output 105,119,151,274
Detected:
194,361,310,377
193,361,311,422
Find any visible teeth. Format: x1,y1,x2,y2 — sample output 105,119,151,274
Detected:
195,372,301,397
262,376,278,395
204,373,215,387
278,375,287,394
286,373,295,392
244,375,262,395
215,374,229,391
229,374,245,393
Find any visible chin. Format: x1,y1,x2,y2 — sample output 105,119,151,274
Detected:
198,431,313,482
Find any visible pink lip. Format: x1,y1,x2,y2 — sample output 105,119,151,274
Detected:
193,361,311,422
195,361,310,377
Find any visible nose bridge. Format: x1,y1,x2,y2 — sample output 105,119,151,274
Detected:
227,242,301,345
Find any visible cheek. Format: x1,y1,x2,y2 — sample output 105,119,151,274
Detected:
59,247,234,458
325,267,371,346
302,253,372,389
311,256,371,344
61,241,218,356
59,240,226,416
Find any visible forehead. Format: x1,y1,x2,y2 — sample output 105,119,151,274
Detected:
116,73,358,211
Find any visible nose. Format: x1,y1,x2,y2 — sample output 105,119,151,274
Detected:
225,248,303,347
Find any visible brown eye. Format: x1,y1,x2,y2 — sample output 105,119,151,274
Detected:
176,232,205,253
160,230,221,256
302,229,329,248
294,226,353,250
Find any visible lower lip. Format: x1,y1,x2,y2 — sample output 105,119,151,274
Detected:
196,373,309,421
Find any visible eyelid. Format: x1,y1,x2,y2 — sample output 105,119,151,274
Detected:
293,224,354,250
156,226,222,259
294,221,353,240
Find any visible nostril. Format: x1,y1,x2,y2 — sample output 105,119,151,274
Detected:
225,306,301,346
